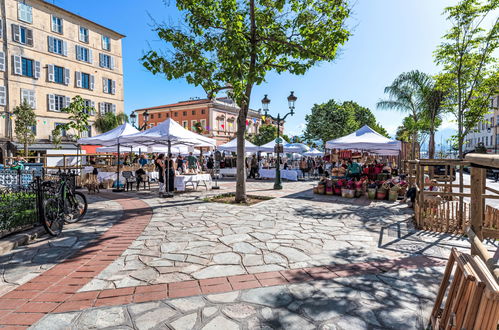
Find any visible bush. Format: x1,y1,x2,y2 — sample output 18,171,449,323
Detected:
0,191,37,232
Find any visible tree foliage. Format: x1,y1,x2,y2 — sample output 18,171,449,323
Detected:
142,0,351,202
94,112,128,134
13,100,36,156
434,0,499,158
303,99,389,145
52,96,92,145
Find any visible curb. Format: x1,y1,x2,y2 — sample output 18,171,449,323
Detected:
0,226,46,255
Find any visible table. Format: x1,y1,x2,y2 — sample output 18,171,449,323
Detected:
219,167,237,177
175,174,212,192
258,169,301,181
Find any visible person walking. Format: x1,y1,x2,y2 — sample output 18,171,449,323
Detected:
207,156,214,177
187,152,198,173
176,155,184,174
249,154,259,179
155,154,166,196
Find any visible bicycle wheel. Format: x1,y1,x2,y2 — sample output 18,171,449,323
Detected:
42,198,64,236
65,191,88,223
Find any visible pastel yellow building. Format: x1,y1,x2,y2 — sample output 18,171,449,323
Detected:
0,0,124,160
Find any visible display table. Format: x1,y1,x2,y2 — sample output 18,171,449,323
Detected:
219,167,237,177
258,169,300,181
175,174,212,191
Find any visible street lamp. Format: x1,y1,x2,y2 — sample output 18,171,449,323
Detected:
130,110,150,131
262,91,297,190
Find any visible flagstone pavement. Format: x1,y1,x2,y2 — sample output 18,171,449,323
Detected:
0,180,496,329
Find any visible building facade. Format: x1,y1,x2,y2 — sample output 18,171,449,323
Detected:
134,98,273,145
0,0,125,158
464,95,499,153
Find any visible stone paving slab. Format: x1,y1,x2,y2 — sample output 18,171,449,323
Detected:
0,195,123,297
31,264,445,330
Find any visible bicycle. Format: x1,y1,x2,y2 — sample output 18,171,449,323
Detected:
41,172,87,236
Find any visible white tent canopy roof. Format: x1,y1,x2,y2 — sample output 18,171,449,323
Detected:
77,123,139,146
119,118,216,148
285,143,310,153
303,148,324,157
325,125,401,151
218,138,260,153
258,138,302,153
96,145,200,155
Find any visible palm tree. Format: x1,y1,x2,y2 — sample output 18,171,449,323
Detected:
377,70,441,159
422,88,445,159
94,112,129,133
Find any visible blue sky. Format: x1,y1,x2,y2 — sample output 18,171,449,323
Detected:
53,0,457,138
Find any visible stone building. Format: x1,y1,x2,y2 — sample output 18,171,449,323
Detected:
464,95,499,154
0,0,125,159
133,98,272,146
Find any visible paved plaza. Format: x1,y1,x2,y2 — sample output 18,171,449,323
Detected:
0,180,496,329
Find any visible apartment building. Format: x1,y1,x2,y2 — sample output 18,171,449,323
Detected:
464,95,499,153
133,98,270,145
0,0,124,158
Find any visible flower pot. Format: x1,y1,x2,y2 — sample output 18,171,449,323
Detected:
334,187,342,195
326,186,334,195
388,190,398,201
341,188,354,198
355,188,363,198
376,189,387,200
317,185,325,194
367,188,376,200
313,187,319,194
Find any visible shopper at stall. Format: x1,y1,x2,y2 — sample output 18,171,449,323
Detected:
165,153,176,192
176,155,184,174
186,152,198,172
155,154,166,196
249,154,259,179
139,154,148,167
347,160,362,180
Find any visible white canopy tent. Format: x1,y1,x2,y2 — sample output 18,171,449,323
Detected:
303,148,324,157
285,143,310,153
218,138,260,153
96,145,200,156
119,118,216,148
77,123,139,146
325,125,401,152
258,139,302,153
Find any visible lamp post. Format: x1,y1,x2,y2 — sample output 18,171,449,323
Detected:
261,91,297,190
130,110,150,131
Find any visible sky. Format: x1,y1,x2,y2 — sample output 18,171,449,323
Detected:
51,0,459,139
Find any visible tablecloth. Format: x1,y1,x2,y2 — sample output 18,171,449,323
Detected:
175,174,212,191
258,169,300,181
219,168,237,177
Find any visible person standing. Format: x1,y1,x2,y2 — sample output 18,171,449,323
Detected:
249,154,259,179
176,155,184,174
155,154,166,196
207,156,214,177
347,160,361,180
139,154,148,167
165,153,176,193
187,152,198,172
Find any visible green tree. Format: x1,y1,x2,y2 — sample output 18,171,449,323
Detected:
142,0,351,202
377,71,431,159
52,96,92,145
421,86,445,159
13,100,36,157
248,124,278,145
434,0,499,158
304,99,388,145
94,112,129,133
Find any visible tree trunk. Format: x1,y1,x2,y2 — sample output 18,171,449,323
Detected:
411,132,417,160
428,129,435,159
24,141,28,157
235,106,248,203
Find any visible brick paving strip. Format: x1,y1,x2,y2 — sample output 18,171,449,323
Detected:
0,194,446,328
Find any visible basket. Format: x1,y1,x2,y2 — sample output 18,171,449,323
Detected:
341,188,354,198
367,188,376,199
388,190,398,201
334,186,342,195
376,189,387,200
326,186,334,195
354,188,363,198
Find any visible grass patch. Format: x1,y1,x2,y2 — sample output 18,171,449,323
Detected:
204,193,274,206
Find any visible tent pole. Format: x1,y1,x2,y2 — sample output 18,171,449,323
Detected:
112,141,124,192
164,140,173,197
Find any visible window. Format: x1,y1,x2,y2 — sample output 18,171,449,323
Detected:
81,125,92,138
158,113,162,119
83,99,95,115
30,124,36,135
174,112,178,117
200,119,206,129
201,109,206,115
99,53,114,69
191,120,197,129
21,58,33,77
192,110,196,115
99,102,116,114
55,123,67,137
102,35,111,51
81,73,90,89
21,89,36,108
48,37,67,56
102,78,115,94
150,114,154,119
183,111,187,116
51,16,63,34
18,3,32,23
12,24,33,46
166,113,169,118
54,66,64,84
0,52,5,72
79,27,89,43
76,45,92,63
182,120,188,128
13,56,40,78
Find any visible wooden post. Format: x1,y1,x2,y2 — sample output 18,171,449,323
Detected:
470,166,485,255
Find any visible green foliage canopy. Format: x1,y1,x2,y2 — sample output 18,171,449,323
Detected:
13,99,36,156
94,112,128,134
